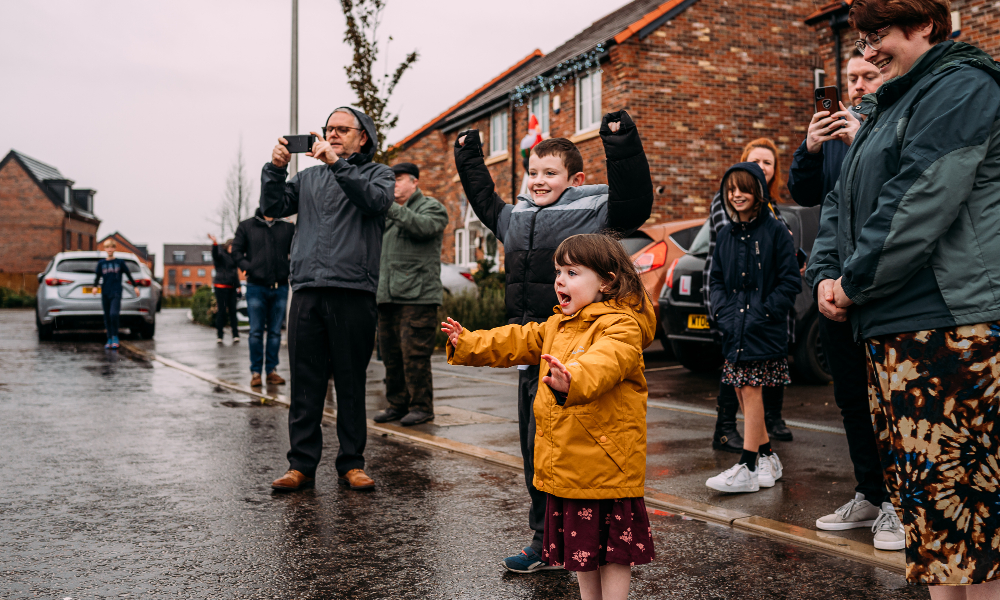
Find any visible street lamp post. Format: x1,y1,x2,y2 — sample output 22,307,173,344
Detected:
289,0,299,177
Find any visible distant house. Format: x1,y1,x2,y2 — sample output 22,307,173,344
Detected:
97,231,156,272
0,149,101,292
163,244,215,296
391,0,825,267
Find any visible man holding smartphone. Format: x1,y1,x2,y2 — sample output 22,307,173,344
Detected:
261,107,395,493
787,51,903,550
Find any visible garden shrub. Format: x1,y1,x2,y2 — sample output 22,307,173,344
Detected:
0,287,35,308
190,285,216,327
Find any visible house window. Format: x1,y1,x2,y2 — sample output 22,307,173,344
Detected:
66,231,72,250
167,269,176,283
530,93,550,134
202,251,212,263
490,110,508,156
182,269,190,277
173,251,186,263
167,284,176,294
454,229,469,266
78,233,82,249
89,235,94,250
211,269,217,277
576,70,602,132
197,269,206,277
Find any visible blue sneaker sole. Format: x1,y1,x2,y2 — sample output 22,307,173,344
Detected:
502,559,563,574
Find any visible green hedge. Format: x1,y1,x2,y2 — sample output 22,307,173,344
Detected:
435,286,507,348
0,287,35,308
190,285,216,326
161,295,194,308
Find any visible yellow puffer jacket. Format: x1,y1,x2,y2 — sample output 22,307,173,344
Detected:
447,295,656,499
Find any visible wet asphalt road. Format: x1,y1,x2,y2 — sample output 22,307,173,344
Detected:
0,310,928,599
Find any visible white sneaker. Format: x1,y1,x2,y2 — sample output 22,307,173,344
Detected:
767,453,783,481
757,455,776,487
872,502,905,551
706,463,759,493
816,493,880,531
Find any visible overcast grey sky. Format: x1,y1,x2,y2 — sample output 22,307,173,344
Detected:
0,0,617,275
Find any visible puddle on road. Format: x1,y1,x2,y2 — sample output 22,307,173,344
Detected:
219,400,266,408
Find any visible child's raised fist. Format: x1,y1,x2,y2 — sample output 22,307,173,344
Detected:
600,110,642,161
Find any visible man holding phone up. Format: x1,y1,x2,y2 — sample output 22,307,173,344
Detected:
261,107,395,493
787,50,903,550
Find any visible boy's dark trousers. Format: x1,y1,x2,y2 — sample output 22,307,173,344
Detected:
819,315,889,504
214,287,239,338
377,303,437,414
101,293,121,339
517,364,547,554
286,287,377,477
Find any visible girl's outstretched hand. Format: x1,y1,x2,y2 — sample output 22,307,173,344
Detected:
441,317,464,347
541,354,572,393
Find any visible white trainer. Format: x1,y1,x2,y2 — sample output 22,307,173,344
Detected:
815,492,880,531
767,453,783,481
706,463,759,493
872,502,905,551
757,455,776,487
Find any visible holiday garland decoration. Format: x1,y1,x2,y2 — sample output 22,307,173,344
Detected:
510,43,607,106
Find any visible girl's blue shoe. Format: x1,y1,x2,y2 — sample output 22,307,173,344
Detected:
105,339,113,349
110,336,120,349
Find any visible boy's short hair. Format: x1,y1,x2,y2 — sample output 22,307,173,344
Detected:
104,239,117,249
531,138,584,175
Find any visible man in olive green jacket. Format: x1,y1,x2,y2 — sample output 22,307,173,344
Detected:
374,162,450,426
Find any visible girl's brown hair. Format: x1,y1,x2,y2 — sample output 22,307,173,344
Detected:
740,138,783,202
723,169,766,222
554,233,648,311
849,0,951,44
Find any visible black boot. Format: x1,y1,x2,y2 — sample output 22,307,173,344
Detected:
763,385,793,441
712,384,743,453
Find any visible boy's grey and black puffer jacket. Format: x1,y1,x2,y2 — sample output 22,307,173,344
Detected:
453,110,654,325
259,107,394,294
806,41,1000,339
709,163,802,362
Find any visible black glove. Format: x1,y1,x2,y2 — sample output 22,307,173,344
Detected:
453,129,484,158
600,110,643,162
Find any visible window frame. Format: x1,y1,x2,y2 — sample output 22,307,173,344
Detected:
202,251,212,263
490,109,509,156
181,268,190,277
575,69,603,133
529,93,550,135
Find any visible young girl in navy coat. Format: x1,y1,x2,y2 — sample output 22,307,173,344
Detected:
706,162,801,493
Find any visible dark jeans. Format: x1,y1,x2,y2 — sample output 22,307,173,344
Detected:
101,294,121,339
287,287,377,477
517,364,548,554
377,303,438,414
214,287,239,339
246,284,288,375
819,315,889,505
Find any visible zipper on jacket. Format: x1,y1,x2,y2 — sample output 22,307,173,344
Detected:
521,208,541,325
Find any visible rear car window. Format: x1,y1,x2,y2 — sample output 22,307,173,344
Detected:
57,258,143,274
619,233,654,256
687,221,712,256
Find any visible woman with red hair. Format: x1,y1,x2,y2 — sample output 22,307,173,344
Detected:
808,0,1000,594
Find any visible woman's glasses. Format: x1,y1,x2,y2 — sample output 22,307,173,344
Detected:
855,26,891,54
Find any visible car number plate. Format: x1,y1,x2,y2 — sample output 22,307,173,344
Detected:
82,286,101,295
687,314,709,330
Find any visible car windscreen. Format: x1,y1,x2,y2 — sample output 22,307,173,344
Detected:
687,220,712,256
619,233,653,256
667,225,702,253
57,258,143,275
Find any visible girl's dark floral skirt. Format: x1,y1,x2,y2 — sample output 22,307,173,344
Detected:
721,357,791,388
541,495,655,572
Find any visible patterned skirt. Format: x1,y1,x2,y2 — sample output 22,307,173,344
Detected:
721,358,791,388
867,323,1000,585
540,495,655,572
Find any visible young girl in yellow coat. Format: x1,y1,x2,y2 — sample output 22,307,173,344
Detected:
443,233,656,600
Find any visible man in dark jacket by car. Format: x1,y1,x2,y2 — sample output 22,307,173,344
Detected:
231,209,295,388
373,162,449,427
261,107,394,493
786,51,898,545
208,234,240,345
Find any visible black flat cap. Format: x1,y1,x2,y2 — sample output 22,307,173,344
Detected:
391,162,419,178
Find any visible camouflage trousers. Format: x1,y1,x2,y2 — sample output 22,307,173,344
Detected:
866,323,1000,585
378,303,438,414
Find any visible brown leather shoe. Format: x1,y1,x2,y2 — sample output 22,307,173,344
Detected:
250,373,262,387
266,372,286,385
271,469,314,491
339,468,375,490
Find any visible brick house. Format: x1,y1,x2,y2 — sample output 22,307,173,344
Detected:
97,231,156,272
163,244,215,296
392,0,823,267
0,150,101,292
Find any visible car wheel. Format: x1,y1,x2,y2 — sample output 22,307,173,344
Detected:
137,318,156,340
36,306,54,341
794,313,832,383
669,340,723,373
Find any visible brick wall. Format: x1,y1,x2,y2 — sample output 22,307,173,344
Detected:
0,159,69,274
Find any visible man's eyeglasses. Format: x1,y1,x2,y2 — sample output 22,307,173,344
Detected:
322,125,363,137
855,25,891,54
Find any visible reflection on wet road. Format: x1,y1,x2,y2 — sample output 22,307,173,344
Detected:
0,311,927,599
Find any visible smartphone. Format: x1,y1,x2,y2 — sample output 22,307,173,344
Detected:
814,86,841,114
797,247,809,269
284,134,316,153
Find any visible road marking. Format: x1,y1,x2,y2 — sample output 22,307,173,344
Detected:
645,365,685,372
647,400,846,435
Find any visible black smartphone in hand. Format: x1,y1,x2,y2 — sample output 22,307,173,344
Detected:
284,134,316,153
797,248,809,269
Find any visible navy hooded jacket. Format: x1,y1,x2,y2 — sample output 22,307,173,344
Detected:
709,163,802,363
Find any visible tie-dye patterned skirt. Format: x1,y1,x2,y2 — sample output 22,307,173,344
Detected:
866,323,1000,585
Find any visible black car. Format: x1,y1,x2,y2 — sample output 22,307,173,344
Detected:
658,204,831,382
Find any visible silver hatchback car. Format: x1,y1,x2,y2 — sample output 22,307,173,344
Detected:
36,251,161,340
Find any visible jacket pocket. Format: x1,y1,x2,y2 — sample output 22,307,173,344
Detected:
573,413,628,473
387,262,427,301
